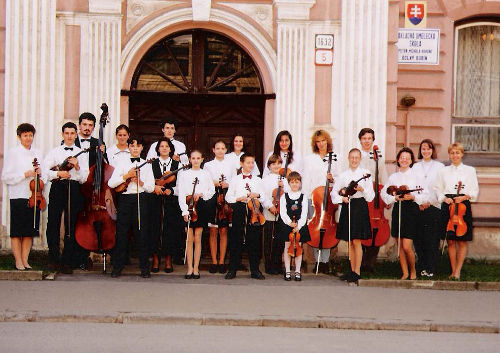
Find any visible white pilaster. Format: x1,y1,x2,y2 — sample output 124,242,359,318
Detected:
274,0,316,156
337,0,388,157
2,0,58,248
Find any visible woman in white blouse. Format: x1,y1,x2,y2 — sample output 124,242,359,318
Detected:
434,143,479,280
225,134,260,176
412,139,444,278
106,124,130,167
382,147,426,280
1,123,44,270
262,130,302,177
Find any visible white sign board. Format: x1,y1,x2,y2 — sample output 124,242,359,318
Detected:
315,34,334,50
315,50,333,66
397,28,440,65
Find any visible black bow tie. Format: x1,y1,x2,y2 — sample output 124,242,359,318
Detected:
80,138,91,142
64,147,73,151
130,158,140,162
243,175,252,179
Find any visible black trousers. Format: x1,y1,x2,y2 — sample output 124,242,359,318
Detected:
149,194,182,257
415,205,441,274
228,202,263,273
263,220,284,272
46,180,85,266
113,193,150,271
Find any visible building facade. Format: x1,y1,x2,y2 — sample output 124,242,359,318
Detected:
0,0,499,257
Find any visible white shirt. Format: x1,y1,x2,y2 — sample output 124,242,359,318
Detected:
381,168,427,206
156,156,180,196
177,168,215,216
262,150,302,177
434,163,479,203
225,173,266,205
106,144,130,168
331,167,375,204
108,157,155,194
78,135,92,151
360,148,388,185
279,191,309,230
203,157,235,186
2,145,44,199
261,173,290,221
302,152,344,197
43,144,89,183
412,159,445,207
225,151,260,177
147,138,189,166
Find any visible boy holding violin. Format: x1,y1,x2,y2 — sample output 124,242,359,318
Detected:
108,136,155,278
44,122,89,274
225,154,267,280
275,171,310,281
262,154,290,275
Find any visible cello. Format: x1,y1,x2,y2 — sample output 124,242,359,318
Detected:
362,145,390,247
75,103,116,272
307,152,339,255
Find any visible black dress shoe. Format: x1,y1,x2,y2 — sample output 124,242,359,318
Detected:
151,267,160,273
140,270,151,278
164,266,173,273
251,272,265,280
225,271,236,279
209,264,218,273
111,269,121,278
185,273,193,279
60,264,73,274
192,273,200,279
347,272,360,285
339,271,352,281
218,264,227,274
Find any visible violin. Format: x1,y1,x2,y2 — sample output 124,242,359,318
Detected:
28,158,46,210
115,158,157,193
363,145,390,247
245,183,266,226
339,174,371,197
446,181,467,237
50,147,90,172
307,151,339,249
271,153,290,215
386,185,423,197
186,177,199,222
287,216,302,257
215,174,232,223
155,163,191,190
75,103,117,266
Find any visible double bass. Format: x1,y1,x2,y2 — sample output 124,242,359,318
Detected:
362,145,390,247
75,103,116,272
307,152,339,250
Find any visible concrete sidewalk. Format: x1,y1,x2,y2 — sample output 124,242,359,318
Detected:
0,272,498,334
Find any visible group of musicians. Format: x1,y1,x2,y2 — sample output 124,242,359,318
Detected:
2,114,479,283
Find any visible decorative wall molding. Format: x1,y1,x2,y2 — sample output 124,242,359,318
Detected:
274,0,316,21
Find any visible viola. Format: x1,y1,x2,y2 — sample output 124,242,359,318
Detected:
363,145,390,247
339,174,371,197
28,158,46,210
386,185,423,196
115,158,157,193
155,163,191,190
287,216,302,258
446,181,467,237
50,148,90,172
271,153,290,214
307,151,339,249
75,103,117,268
215,174,232,223
186,177,199,222
245,183,266,226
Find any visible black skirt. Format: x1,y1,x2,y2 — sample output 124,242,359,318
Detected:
184,198,208,229
206,194,230,227
275,219,311,243
336,198,372,241
10,199,40,237
440,196,473,242
391,200,419,240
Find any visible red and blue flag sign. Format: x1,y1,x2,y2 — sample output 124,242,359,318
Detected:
406,3,425,26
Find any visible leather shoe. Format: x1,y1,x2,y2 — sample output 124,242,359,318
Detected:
140,270,151,278
209,264,218,273
60,264,73,274
192,273,200,279
218,264,227,274
164,266,173,273
339,271,352,281
111,269,121,278
251,272,265,280
225,271,236,279
185,273,193,279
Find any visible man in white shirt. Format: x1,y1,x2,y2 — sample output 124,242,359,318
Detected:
147,117,189,166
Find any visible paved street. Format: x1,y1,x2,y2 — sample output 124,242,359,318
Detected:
0,322,499,353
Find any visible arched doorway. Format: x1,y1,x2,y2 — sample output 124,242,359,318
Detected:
123,29,273,169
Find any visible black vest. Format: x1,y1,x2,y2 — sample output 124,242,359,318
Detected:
152,158,179,187
285,193,304,221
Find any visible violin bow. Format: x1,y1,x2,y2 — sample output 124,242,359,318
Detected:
136,168,141,230
32,162,38,229
348,196,351,261
184,216,190,265
397,200,401,259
